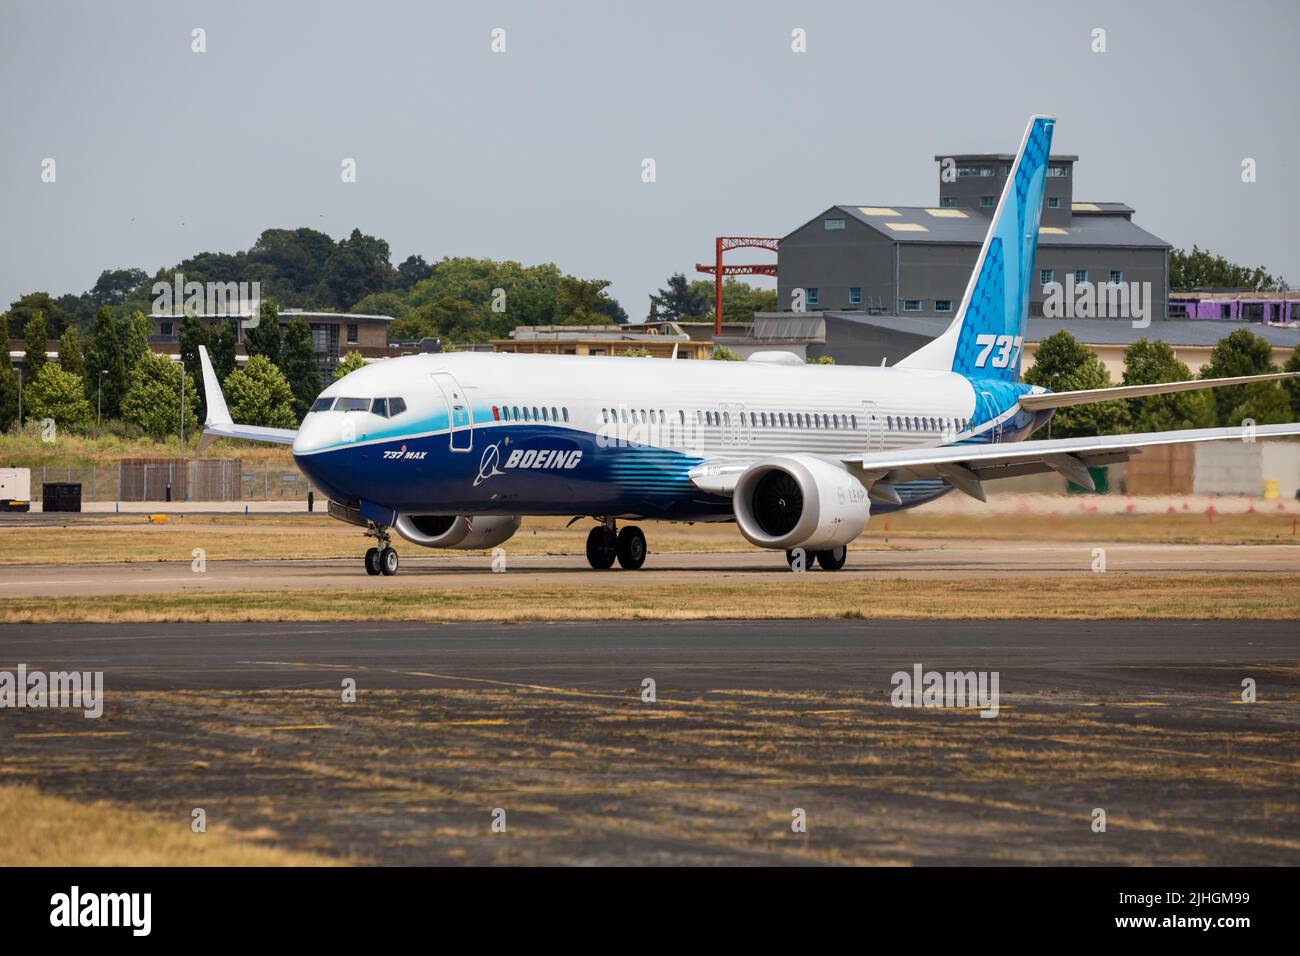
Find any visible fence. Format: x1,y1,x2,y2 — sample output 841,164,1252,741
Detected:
26,461,314,502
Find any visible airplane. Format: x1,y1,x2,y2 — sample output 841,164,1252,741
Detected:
197,114,1300,576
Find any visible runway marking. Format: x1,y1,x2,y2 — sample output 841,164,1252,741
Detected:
263,724,335,732
11,738,131,743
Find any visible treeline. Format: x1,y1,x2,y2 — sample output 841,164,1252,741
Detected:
1169,245,1289,292
1026,328,1300,437
3,227,631,346
0,303,342,437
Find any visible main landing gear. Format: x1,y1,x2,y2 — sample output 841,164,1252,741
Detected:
364,524,400,576
585,519,647,570
784,545,848,572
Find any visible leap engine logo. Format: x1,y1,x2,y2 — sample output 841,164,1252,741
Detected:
474,441,581,486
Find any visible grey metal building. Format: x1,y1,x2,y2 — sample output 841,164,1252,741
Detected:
777,151,1170,321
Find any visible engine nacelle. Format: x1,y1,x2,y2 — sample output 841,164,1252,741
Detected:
732,455,869,551
393,514,521,550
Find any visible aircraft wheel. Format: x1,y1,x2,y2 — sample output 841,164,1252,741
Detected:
785,547,810,572
364,547,382,575
586,527,616,569
817,546,848,571
379,546,399,576
615,526,647,570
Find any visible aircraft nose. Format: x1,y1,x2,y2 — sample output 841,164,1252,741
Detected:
292,414,337,455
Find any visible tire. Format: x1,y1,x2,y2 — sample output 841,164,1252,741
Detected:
615,526,647,570
379,546,399,576
586,527,616,569
816,545,848,571
785,547,810,572
364,547,381,575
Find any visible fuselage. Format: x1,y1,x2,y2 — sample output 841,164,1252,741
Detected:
291,351,1046,520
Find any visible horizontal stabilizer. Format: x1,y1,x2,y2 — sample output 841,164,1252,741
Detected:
1019,371,1300,411
195,344,299,451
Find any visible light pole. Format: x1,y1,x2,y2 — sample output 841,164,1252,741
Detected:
15,368,21,428
97,369,107,430
179,363,184,455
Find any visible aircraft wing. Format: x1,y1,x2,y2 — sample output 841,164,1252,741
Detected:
689,423,1300,500
840,423,1300,500
1019,371,1299,411
195,345,299,452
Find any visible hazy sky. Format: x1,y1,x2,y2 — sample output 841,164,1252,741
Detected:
2,0,1297,318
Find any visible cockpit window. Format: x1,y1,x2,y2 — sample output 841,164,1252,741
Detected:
310,397,335,412
336,397,369,412
371,397,388,418
388,397,407,416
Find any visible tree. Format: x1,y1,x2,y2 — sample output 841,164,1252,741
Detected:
58,326,85,377
333,351,367,381
120,311,151,376
84,307,126,419
1200,329,1280,426
807,354,835,365
1023,331,1129,437
282,316,322,420
395,254,434,291
23,363,92,429
711,346,742,361
6,292,74,339
322,228,395,310
1228,382,1292,427
211,319,238,383
243,299,282,366
0,314,18,431
555,276,617,326
619,347,650,357
1120,338,1213,433
1283,346,1300,420
350,290,409,319
22,312,47,379
1169,245,1287,292
121,352,199,440
648,273,711,322
224,354,296,428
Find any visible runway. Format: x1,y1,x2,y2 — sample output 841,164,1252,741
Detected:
2,620,1297,865
3,540,1298,597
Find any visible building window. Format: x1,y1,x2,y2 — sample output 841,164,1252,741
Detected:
939,197,957,208
935,300,953,313
1047,166,1070,178
346,323,358,344
1074,270,1088,284
1108,270,1123,285
979,196,995,208
1046,197,1061,209
1040,269,1054,285
807,288,820,306
823,217,846,230
160,322,173,336
958,166,994,178
902,299,923,312
848,287,862,305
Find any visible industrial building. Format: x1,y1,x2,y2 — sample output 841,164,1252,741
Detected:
776,151,1170,321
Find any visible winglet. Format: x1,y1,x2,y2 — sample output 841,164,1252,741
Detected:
199,345,231,427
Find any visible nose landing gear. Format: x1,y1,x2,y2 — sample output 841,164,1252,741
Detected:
364,525,400,576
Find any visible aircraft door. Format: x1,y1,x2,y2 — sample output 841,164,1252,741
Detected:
861,401,884,451
431,372,473,452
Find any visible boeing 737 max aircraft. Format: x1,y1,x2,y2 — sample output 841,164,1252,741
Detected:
197,115,1300,575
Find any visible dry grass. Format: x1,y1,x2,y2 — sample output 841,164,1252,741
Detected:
1,573,1295,623
0,428,293,468
3,510,1297,566
0,784,339,866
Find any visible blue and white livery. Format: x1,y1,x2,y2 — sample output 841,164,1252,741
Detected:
198,115,1300,575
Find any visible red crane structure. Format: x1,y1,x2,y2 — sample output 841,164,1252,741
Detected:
695,236,780,336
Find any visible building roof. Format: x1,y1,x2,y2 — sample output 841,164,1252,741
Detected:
820,311,1300,348
827,205,1169,249
149,309,396,322
932,153,1079,163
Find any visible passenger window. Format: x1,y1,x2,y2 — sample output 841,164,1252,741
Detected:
851,414,857,429
563,408,569,422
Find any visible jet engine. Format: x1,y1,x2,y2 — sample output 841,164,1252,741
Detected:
393,514,521,550
732,455,869,551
